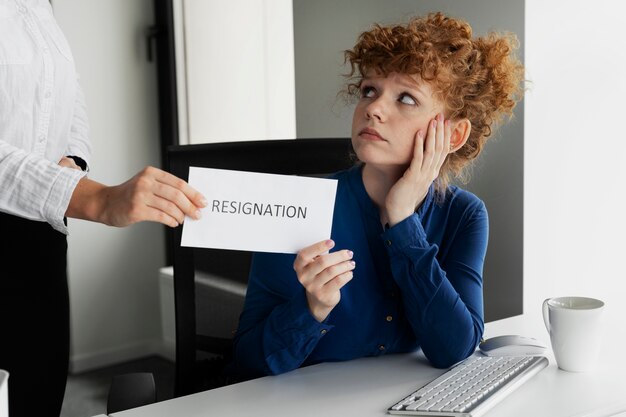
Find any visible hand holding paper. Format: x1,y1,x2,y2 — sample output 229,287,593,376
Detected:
181,167,338,254
293,239,356,322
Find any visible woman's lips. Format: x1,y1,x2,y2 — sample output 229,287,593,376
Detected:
359,127,385,141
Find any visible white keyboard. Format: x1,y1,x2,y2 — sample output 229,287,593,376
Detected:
387,355,548,416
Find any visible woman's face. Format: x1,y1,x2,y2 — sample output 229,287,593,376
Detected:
351,72,443,169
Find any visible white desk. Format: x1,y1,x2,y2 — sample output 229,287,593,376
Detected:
98,307,626,417
0,369,8,417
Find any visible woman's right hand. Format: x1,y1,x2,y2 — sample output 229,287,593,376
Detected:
293,239,355,322
66,166,207,228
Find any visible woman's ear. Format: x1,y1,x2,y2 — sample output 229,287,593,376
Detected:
449,119,471,153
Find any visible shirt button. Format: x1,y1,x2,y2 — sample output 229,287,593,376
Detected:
386,315,393,322
320,329,327,335
385,239,392,246
38,135,45,142
44,91,51,98
378,344,386,351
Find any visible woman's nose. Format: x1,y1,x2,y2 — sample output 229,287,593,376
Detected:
365,98,385,122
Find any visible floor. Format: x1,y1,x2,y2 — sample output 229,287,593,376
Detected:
60,356,175,417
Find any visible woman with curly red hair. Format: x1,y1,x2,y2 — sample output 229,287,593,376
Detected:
231,12,524,378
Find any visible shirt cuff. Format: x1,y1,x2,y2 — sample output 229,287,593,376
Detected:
381,213,428,253
283,289,334,337
48,167,87,235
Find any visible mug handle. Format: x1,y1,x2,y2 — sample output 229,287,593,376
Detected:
542,298,551,333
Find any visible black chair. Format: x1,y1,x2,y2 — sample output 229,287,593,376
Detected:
167,138,355,397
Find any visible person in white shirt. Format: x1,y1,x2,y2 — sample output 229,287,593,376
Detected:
0,1,206,416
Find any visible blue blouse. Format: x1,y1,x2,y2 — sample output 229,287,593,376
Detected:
231,165,488,378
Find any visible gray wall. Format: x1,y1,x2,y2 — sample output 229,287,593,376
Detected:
293,0,524,322
55,0,166,372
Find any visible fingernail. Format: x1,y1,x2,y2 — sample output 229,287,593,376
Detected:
200,197,208,207
326,239,335,248
347,250,354,258
437,113,444,122
350,260,356,268
194,210,202,220
431,119,437,128
417,130,423,139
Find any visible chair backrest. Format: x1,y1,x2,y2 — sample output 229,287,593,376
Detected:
166,138,354,396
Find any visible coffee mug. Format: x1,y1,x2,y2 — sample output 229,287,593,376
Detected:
542,296,604,372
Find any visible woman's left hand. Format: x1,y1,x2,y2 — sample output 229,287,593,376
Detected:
385,113,451,226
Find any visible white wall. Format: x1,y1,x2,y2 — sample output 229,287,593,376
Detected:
49,0,626,373
53,0,166,373
292,0,626,327
52,0,297,374
175,0,296,144
523,0,626,324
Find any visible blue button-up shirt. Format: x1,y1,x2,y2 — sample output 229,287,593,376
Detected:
232,164,488,377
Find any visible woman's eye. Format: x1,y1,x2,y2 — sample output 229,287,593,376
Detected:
361,86,375,98
399,93,417,105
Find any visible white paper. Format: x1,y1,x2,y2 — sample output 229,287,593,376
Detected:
181,167,338,254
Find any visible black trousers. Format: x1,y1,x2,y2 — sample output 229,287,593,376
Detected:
0,212,70,417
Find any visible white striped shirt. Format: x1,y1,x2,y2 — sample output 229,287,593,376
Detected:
0,0,90,234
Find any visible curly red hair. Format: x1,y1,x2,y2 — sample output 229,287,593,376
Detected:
344,12,524,194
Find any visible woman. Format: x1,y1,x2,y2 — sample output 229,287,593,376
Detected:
0,2,205,416
231,12,524,378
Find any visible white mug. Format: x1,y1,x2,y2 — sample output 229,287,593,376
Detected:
542,296,604,372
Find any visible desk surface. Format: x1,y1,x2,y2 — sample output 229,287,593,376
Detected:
103,309,626,417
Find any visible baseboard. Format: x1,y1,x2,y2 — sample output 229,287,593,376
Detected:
69,338,170,374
